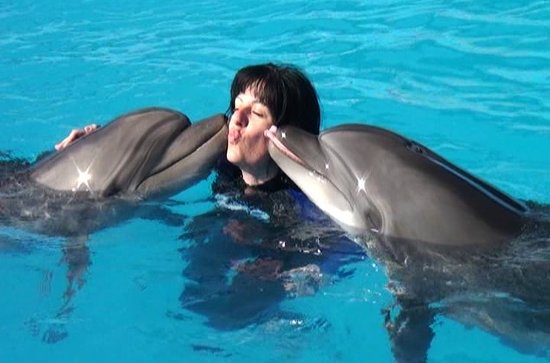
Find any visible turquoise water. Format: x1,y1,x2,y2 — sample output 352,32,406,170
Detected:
1,1,549,362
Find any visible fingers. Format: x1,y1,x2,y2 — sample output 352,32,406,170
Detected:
84,124,99,133
54,124,100,151
55,129,81,151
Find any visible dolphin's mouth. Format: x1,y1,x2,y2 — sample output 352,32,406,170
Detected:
264,127,306,167
265,126,332,186
265,126,335,186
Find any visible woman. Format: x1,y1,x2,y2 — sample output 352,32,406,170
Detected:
178,65,362,329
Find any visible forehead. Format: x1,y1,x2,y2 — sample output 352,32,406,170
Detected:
235,88,267,106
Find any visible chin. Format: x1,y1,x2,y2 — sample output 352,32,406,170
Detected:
226,148,241,165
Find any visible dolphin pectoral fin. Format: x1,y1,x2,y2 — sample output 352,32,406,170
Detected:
41,235,90,344
61,236,91,302
384,299,435,363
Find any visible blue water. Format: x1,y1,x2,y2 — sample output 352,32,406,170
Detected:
1,0,549,362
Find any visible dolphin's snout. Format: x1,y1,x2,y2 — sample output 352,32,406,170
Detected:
265,127,305,166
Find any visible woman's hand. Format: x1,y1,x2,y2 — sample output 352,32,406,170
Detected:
55,124,100,151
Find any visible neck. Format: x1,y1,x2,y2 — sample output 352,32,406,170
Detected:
240,161,279,186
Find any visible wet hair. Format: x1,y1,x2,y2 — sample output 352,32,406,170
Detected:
227,63,321,135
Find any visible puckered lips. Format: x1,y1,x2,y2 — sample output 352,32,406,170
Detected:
228,128,240,144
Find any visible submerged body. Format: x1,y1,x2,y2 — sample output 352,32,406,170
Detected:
180,162,363,329
266,123,549,360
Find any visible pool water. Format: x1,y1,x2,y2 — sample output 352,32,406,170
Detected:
1,1,549,362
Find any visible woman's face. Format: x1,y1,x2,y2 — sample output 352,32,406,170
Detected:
226,87,275,174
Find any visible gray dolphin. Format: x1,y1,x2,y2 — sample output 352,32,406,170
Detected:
266,124,550,360
31,107,228,199
0,107,228,236
266,124,528,246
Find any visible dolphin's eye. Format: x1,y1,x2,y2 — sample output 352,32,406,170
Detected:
407,141,424,154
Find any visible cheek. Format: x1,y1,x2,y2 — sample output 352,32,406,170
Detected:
249,138,270,162
249,130,269,149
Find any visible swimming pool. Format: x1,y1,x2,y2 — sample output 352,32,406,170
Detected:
1,0,548,362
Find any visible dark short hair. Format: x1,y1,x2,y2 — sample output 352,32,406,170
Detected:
227,63,321,135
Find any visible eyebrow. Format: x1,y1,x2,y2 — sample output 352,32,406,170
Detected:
236,95,265,106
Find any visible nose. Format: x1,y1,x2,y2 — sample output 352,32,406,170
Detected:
230,108,249,128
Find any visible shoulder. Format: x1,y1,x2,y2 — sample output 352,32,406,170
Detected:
254,172,297,194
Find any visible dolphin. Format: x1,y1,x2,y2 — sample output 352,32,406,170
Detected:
0,107,228,236
266,123,529,246
31,107,228,199
266,124,550,360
